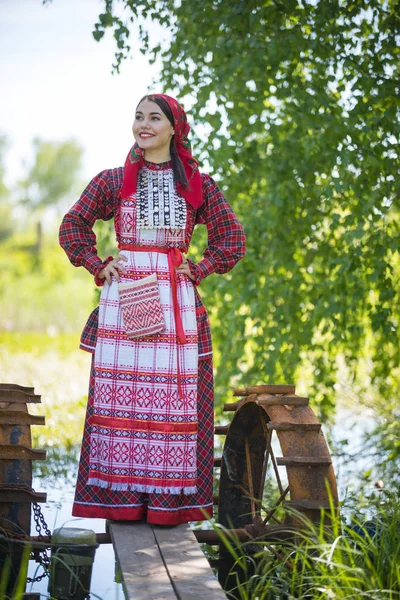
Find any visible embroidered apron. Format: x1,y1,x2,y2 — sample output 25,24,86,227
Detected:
88,165,198,494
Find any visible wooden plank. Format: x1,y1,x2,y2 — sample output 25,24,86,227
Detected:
0,384,35,394
0,489,47,503
0,445,46,461
233,384,295,397
223,394,258,412
267,422,321,432
0,390,41,403
223,400,242,412
214,425,229,435
276,456,331,466
152,523,226,600
257,395,309,407
0,411,45,426
109,521,177,600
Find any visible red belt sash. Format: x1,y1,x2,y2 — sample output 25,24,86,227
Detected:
118,244,186,345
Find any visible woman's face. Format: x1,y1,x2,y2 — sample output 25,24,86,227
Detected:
133,99,174,158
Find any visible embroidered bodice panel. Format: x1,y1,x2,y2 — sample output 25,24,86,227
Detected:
117,163,188,249
137,167,187,230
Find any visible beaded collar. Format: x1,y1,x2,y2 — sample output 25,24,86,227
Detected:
143,159,173,171
136,163,186,230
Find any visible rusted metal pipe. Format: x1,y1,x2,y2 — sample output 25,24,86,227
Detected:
27,525,297,548
194,525,296,544
29,532,112,546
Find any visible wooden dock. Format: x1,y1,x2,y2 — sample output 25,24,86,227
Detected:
108,521,227,600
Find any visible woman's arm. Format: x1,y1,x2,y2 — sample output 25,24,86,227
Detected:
59,168,123,284
188,174,246,286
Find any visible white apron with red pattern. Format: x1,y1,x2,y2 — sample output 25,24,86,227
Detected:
88,192,198,494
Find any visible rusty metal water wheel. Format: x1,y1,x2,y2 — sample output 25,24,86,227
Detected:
214,384,339,592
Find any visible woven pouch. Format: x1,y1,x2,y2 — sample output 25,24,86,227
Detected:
118,273,165,339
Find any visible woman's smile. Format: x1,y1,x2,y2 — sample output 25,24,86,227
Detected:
133,99,175,161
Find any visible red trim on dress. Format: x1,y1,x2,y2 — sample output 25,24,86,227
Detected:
89,414,198,433
73,503,212,525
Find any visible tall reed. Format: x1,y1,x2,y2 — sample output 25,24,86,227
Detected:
215,493,400,599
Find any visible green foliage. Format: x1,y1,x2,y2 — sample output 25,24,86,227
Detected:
0,546,31,600
18,137,83,211
0,230,94,332
88,0,399,415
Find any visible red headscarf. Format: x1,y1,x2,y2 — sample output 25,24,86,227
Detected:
120,94,203,209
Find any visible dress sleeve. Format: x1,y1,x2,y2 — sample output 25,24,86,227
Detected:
188,174,246,286
59,169,117,282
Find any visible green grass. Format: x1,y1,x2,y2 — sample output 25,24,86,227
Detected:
0,546,31,600
0,331,80,356
0,229,96,333
214,495,400,600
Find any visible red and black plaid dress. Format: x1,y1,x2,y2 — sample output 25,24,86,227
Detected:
59,162,245,524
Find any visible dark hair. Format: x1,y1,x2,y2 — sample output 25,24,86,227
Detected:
137,95,189,189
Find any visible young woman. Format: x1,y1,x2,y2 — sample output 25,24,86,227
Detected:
59,94,245,525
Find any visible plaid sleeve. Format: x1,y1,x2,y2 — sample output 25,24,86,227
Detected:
59,168,123,278
188,174,246,286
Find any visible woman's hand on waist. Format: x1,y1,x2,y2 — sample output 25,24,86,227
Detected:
97,253,128,284
175,255,195,281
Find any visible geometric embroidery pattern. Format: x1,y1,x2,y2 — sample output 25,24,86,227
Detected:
118,273,165,338
60,164,246,524
72,357,214,525
88,193,198,495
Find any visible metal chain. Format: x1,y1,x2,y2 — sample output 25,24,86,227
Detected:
26,561,49,584
33,501,52,537
26,502,52,583
0,506,51,583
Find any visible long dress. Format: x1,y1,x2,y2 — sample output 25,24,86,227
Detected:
59,159,246,524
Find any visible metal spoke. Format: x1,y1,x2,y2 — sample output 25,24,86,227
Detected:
257,428,272,510
265,544,295,571
245,438,256,518
270,513,283,525
269,440,284,496
263,485,290,525
233,484,284,526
